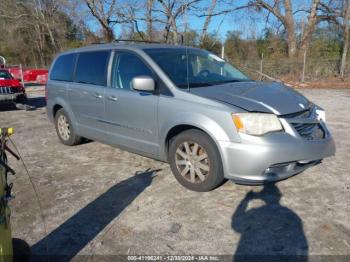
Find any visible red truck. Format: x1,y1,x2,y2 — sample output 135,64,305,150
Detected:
0,69,27,105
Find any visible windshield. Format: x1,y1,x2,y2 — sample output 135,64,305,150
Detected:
144,48,250,89
0,70,13,80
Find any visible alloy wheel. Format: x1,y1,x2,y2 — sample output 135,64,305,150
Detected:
175,141,210,183
57,115,70,141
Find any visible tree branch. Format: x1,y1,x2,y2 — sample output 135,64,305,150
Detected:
196,3,255,17
255,0,286,24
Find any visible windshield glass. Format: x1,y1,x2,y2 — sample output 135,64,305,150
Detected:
144,48,250,89
0,70,13,80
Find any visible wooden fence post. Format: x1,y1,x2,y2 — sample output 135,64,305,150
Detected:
301,50,307,83
259,52,264,81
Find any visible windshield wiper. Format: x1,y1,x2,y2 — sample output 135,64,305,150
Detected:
212,79,249,85
188,82,215,88
179,79,250,89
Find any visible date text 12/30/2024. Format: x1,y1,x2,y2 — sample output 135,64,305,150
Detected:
127,255,220,261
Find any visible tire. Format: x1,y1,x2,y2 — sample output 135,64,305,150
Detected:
54,108,82,146
15,94,27,104
169,129,225,192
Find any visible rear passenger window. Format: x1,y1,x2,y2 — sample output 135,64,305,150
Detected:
50,54,76,81
75,51,110,86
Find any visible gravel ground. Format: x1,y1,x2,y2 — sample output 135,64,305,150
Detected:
1,88,349,261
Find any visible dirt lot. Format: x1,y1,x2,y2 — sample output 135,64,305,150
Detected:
1,88,350,260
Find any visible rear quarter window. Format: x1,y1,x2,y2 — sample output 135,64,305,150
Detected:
74,51,110,86
50,53,76,81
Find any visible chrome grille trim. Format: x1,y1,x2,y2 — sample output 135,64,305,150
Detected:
0,87,12,94
282,106,326,140
291,123,324,139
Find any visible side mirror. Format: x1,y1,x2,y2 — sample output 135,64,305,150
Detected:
131,76,155,92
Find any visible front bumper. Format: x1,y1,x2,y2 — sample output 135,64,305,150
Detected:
0,93,26,103
219,121,336,185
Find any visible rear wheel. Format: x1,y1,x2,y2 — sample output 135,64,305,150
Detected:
169,129,225,192
54,108,82,146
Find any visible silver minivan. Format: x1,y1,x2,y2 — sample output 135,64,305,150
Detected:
46,43,336,191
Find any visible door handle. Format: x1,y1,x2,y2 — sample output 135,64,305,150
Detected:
92,93,103,99
107,96,118,101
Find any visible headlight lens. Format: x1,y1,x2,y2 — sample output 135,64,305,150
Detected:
315,108,326,122
232,113,283,136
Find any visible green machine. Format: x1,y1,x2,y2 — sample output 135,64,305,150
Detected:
0,128,31,262
0,128,15,262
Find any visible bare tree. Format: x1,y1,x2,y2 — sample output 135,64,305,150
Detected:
340,0,350,79
85,0,130,42
317,0,349,78
146,0,154,40
155,0,201,44
253,0,322,58
201,0,216,39
34,0,60,52
0,0,59,64
299,0,320,53
127,4,146,40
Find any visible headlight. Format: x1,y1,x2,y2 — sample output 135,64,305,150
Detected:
315,108,326,122
231,113,283,136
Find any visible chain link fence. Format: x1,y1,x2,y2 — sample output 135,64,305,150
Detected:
230,57,349,82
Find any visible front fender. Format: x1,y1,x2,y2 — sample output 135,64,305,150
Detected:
159,112,237,161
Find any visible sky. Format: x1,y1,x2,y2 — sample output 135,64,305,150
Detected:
85,0,313,42
174,0,313,40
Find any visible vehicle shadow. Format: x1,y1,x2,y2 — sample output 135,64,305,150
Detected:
0,96,46,111
31,168,159,261
232,184,308,262
26,96,46,109
0,103,17,111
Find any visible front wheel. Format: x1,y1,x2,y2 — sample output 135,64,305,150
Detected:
169,129,225,192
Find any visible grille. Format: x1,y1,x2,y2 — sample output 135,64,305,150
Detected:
284,106,326,140
0,87,22,94
292,123,325,140
0,87,12,94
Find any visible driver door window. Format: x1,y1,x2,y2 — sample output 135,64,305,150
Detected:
112,52,154,90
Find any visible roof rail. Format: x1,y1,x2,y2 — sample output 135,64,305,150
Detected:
113,39,161,44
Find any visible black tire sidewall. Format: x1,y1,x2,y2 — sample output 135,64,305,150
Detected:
169,129,225,192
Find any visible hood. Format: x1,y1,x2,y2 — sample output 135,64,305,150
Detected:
190,81,311,115
0,79,22,88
